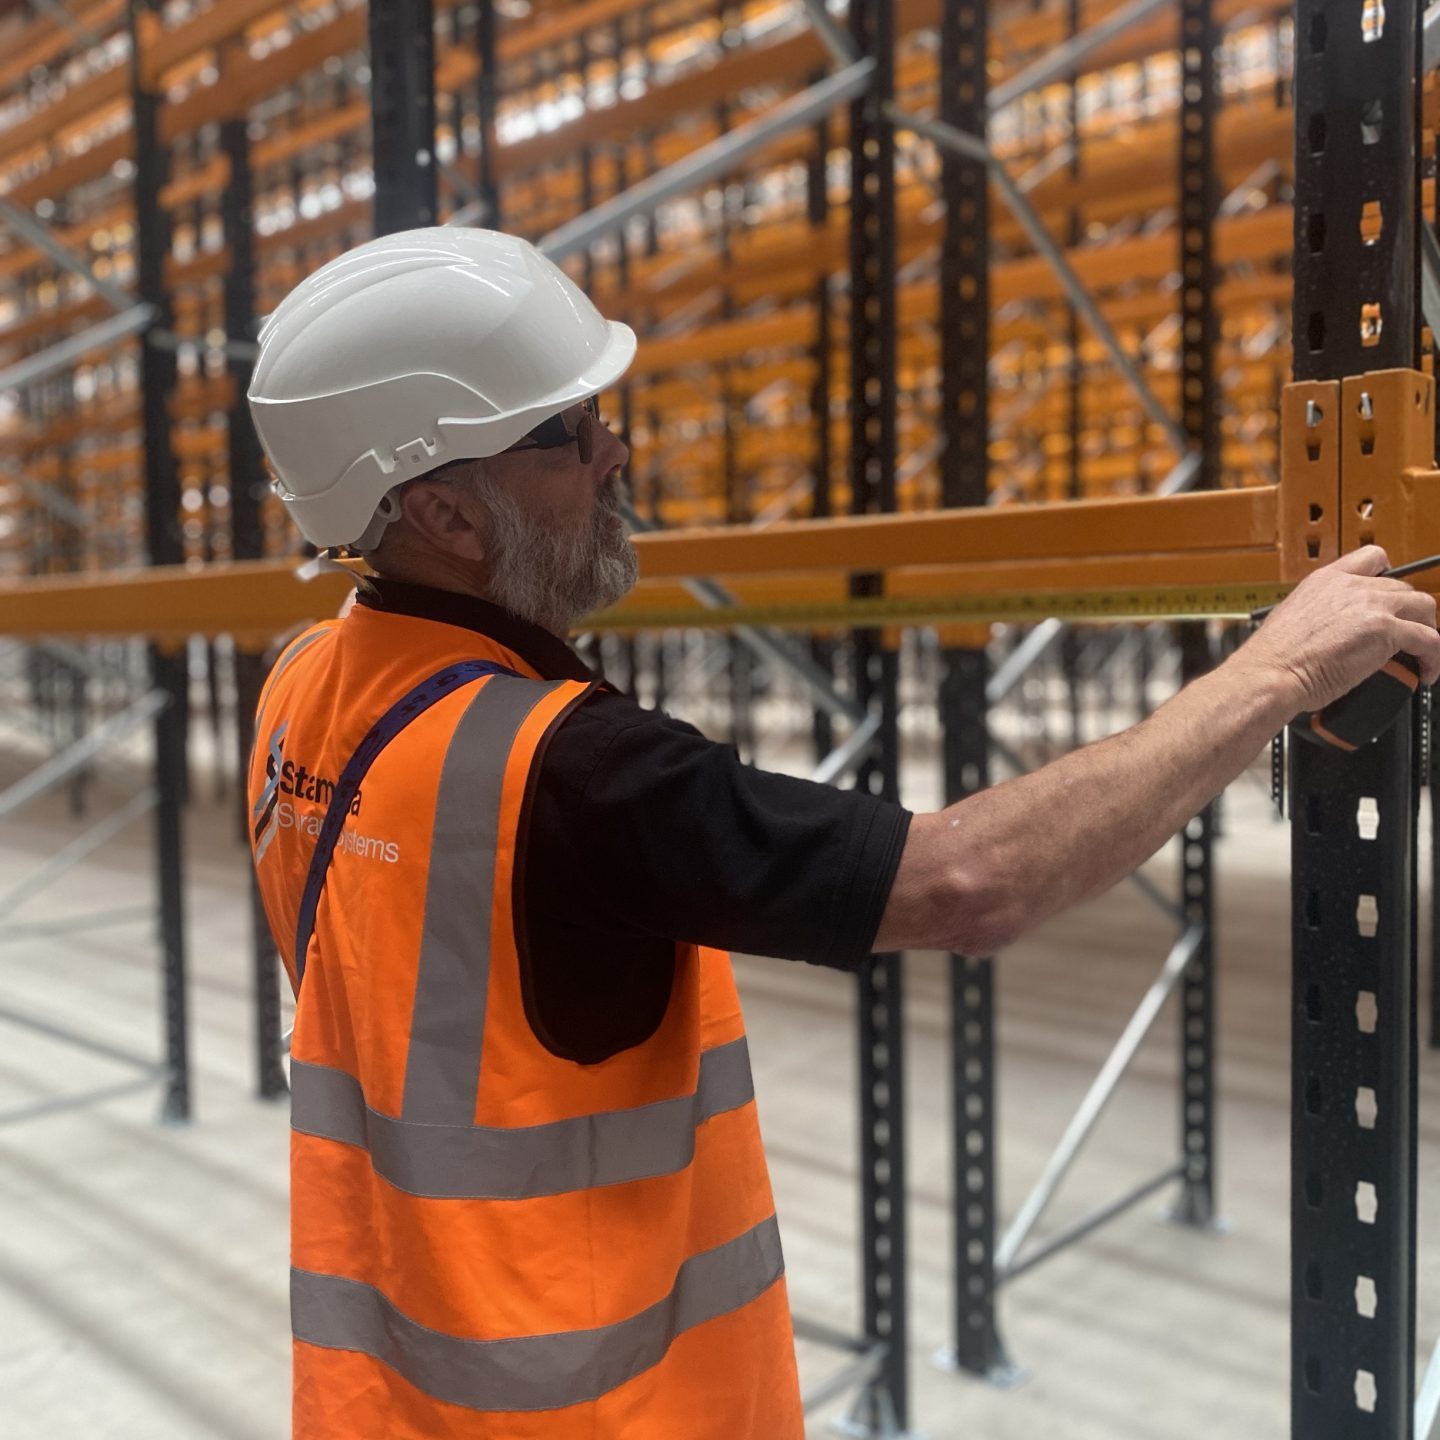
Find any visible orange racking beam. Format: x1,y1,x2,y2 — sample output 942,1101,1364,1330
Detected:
512,91,1291,314
159,10,367,144
0,484,1283,643
142,0,315,86
132,11,1281,273
149,99,372,213
0,1,124,93
601,552,1290,631
0,0,1288,213
0,2,1290,342
3,131,130,210
629,485,1281,578
0,62,129,168
1,0,816,197
0,0,1296,557
610,206,1292,377
997,0,1287,80
0,264,1292,458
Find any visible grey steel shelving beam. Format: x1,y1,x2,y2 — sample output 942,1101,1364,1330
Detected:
987,0,1172,110
994,925,1204,1273
0,193,135,314
0,304,156,393
885,104,1186,454
539,60,875,262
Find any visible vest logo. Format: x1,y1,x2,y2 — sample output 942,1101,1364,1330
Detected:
258,731,361,818
274,802,400,864
276,756,362,815
253,724,399,866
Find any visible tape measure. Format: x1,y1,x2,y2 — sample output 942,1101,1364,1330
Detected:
592,571,1436,755
587,581,1292,633
1294,655,1420,751
1254,555,1440,752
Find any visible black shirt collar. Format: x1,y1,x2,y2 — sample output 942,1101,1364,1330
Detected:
357,577,596,683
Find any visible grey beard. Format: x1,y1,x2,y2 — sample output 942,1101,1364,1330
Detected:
474,475,639,633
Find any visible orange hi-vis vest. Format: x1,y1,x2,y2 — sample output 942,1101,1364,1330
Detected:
247,601,803,1438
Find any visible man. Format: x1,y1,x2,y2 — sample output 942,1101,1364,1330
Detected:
246,227,1440,1439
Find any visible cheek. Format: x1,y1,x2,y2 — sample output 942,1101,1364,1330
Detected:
534,494,592,544
528,466,590,520
559,488,601,535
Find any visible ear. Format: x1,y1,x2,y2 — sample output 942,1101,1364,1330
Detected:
397,479,486,563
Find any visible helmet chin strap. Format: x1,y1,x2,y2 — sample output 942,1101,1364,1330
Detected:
297,552,368,588
350,488,405,554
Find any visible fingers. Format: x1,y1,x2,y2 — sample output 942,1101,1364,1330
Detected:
1382,593,1438,682
1390,588,1440,626
1369,575,1426,598
1331,544,1391,576
1393,621,1440,684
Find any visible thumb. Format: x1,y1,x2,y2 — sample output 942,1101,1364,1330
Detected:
1330,544,1390,576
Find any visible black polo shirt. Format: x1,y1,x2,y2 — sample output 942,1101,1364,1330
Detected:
358,579,912,1063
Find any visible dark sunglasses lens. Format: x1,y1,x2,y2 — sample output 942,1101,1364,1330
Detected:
523,415,568,450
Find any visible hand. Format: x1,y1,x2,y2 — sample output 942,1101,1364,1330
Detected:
1235,546,1440,714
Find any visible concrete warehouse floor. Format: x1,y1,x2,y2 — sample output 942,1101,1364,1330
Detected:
4,731,1440,1440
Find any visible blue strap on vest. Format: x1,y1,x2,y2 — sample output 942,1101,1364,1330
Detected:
292,660,521,988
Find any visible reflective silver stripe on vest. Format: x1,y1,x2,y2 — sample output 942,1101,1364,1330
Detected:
291,1212,783,1413
292,1036,754,1199
254,627,333,739
401,676,563,1125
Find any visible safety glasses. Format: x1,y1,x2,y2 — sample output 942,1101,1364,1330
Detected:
504,395,602,465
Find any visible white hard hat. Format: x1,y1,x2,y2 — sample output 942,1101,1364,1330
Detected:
247,227,636,548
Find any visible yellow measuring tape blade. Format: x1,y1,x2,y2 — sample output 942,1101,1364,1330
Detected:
586,582,1293,633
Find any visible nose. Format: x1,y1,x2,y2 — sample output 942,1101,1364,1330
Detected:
595,415,629,474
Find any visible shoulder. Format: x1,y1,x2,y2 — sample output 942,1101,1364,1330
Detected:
271,619,342,668
540,686,709,793
256,621,342,721
557,685,707,747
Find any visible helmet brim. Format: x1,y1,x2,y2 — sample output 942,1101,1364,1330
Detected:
435,318,638,461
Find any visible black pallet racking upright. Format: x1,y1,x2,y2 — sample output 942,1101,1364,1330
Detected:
1288,1,1422,1434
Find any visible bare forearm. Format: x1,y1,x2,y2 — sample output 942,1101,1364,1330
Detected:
876,654,1300,955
